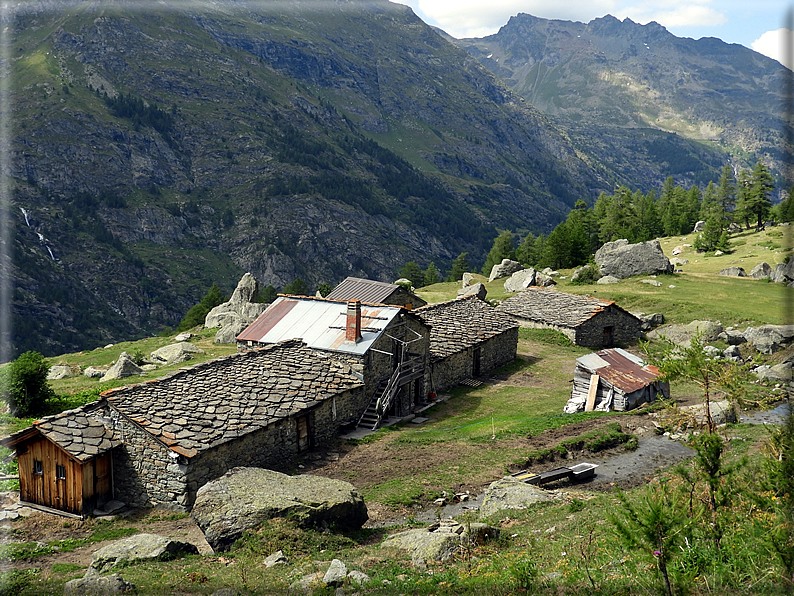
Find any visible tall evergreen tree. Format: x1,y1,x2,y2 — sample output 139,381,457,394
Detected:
446,252,470,282
423,262,439,286
699,181,720,222
481,230,515,275
176,283,227,332
398,261,424,288
717,164,737,225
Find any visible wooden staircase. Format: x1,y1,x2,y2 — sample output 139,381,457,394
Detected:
357,356,425,430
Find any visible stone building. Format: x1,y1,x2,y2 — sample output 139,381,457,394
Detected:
105,340,365,509
326,276,427,309
415,295,519,393
496,287,642,348
237,295,431,429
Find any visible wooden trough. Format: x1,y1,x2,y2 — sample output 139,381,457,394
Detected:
511,462,598,486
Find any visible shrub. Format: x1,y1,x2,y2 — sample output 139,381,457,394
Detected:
570,264,601,285
2,351,54,416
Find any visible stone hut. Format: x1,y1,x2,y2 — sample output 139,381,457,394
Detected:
565,348,669,413
1,403,118,516
237,295,431,429
496,287,642,348
101,340,365,510
326,276,427,309
414,295,519,393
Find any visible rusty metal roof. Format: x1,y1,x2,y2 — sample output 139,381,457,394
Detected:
237,296,402,355
326,277,399,304
576,348,661,393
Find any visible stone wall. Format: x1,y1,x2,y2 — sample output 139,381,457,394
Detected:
574,306,641,347
109,412,189,510
430,330,517,393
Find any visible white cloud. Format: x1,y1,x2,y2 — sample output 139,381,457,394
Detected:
617,1,726,28
752,28,793,68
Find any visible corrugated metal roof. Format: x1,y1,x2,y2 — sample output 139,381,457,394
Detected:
237,296,402,355
576,348,661,393
326,277,399,304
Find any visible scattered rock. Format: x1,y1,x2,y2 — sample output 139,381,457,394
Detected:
672,245,684,255
174,332,192,342
84,366,106,378
289,571,324,594
670,257,689,266
631,312,664,331
678,400,736,428
191,467,368,551
596,275,620,285
48,365,74,380
647,320,723,346
150,342,205,365
749,262,772,279
457,282,487,300
641,279,662,287
64,570,134,595
534,271,556,287
100,352,144,381
718,267,746,277
323,559,348,587
703,345,722,358
723,345,742,360
264,550,288,567
541,268,559,277
728,223,743,233
595,239,673,279
479,477,554,517
381,520,498,567
89,534,198,574
692,221,706,233
754,362,793,382
770,263,791,284
488,259,523,282
461,272,474,288
504,268,536,292
347,570,371,586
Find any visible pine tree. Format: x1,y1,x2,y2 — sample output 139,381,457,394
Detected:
176,283,227,332
481,230,515,275
423,262,439,286
717,164,737,225
399,261,424,288
446,253,470,282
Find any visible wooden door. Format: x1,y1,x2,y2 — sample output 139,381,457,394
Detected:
473,347,482,377
94,454,113,509
603,326,614,347
296,416,310,452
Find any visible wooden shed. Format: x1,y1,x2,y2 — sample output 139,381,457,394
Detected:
1,404,119,516
564,348,669,413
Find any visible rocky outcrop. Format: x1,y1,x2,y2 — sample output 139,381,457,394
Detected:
457,282,487,300
754,362,793,382
488,259,523,282
647,320,723,346
631,312,664,331
64,570,134,595
594,239,673,279
381,520,499,567
100,352,144,381
205,273,268,344
150,342,205,365
596,275,620,284
743,325,794,354
461,272,474,288
48,365,73,380
89,534,198,574
479,477,554,517
677,400,737,428
191,467,368,551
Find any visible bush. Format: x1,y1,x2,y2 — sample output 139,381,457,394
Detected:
570,264,601,285
2,351,54,416
176,283,227,332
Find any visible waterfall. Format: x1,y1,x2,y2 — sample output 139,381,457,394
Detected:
20,206,30,227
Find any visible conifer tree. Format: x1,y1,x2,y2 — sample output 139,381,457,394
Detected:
481,230,515,275
446,252,470,282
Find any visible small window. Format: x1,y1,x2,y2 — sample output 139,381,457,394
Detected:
56,464,66,480
33,460,43,475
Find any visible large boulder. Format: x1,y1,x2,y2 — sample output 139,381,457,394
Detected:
381,520,498,567
150,342,205,365
677,400,737,428
488,259,523,282
594,239,673,279
718,267,747,277
191,467,368,551
89,534,198,574
534,271,556,287
754,362,793,382
749,262,772,279
743,325,794,354
504,268,536,292
461,272,474,288
205,273,268,343
479,477,554,518
100,352,144,381
457,282,487,300
48,365,73,380
647,320,723,346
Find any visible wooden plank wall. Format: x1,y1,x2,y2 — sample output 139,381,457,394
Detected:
17,438,85,515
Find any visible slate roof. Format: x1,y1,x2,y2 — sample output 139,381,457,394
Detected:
101,340,364,458
576,348,662,393
326,277,400,304
496,287,637,328
414,295,519,360
236,296,403,356
1,403,119,462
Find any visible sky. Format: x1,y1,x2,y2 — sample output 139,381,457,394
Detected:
391,1,793,68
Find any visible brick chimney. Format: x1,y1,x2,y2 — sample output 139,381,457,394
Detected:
346,300,362,342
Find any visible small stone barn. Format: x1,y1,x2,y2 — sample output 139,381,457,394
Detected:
564,348,669,413
414,295,519,393
1,403,118,516
326,276,427,309
237,296,431,428
496,287,642,347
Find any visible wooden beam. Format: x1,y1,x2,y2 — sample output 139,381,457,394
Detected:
585,374,600,412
